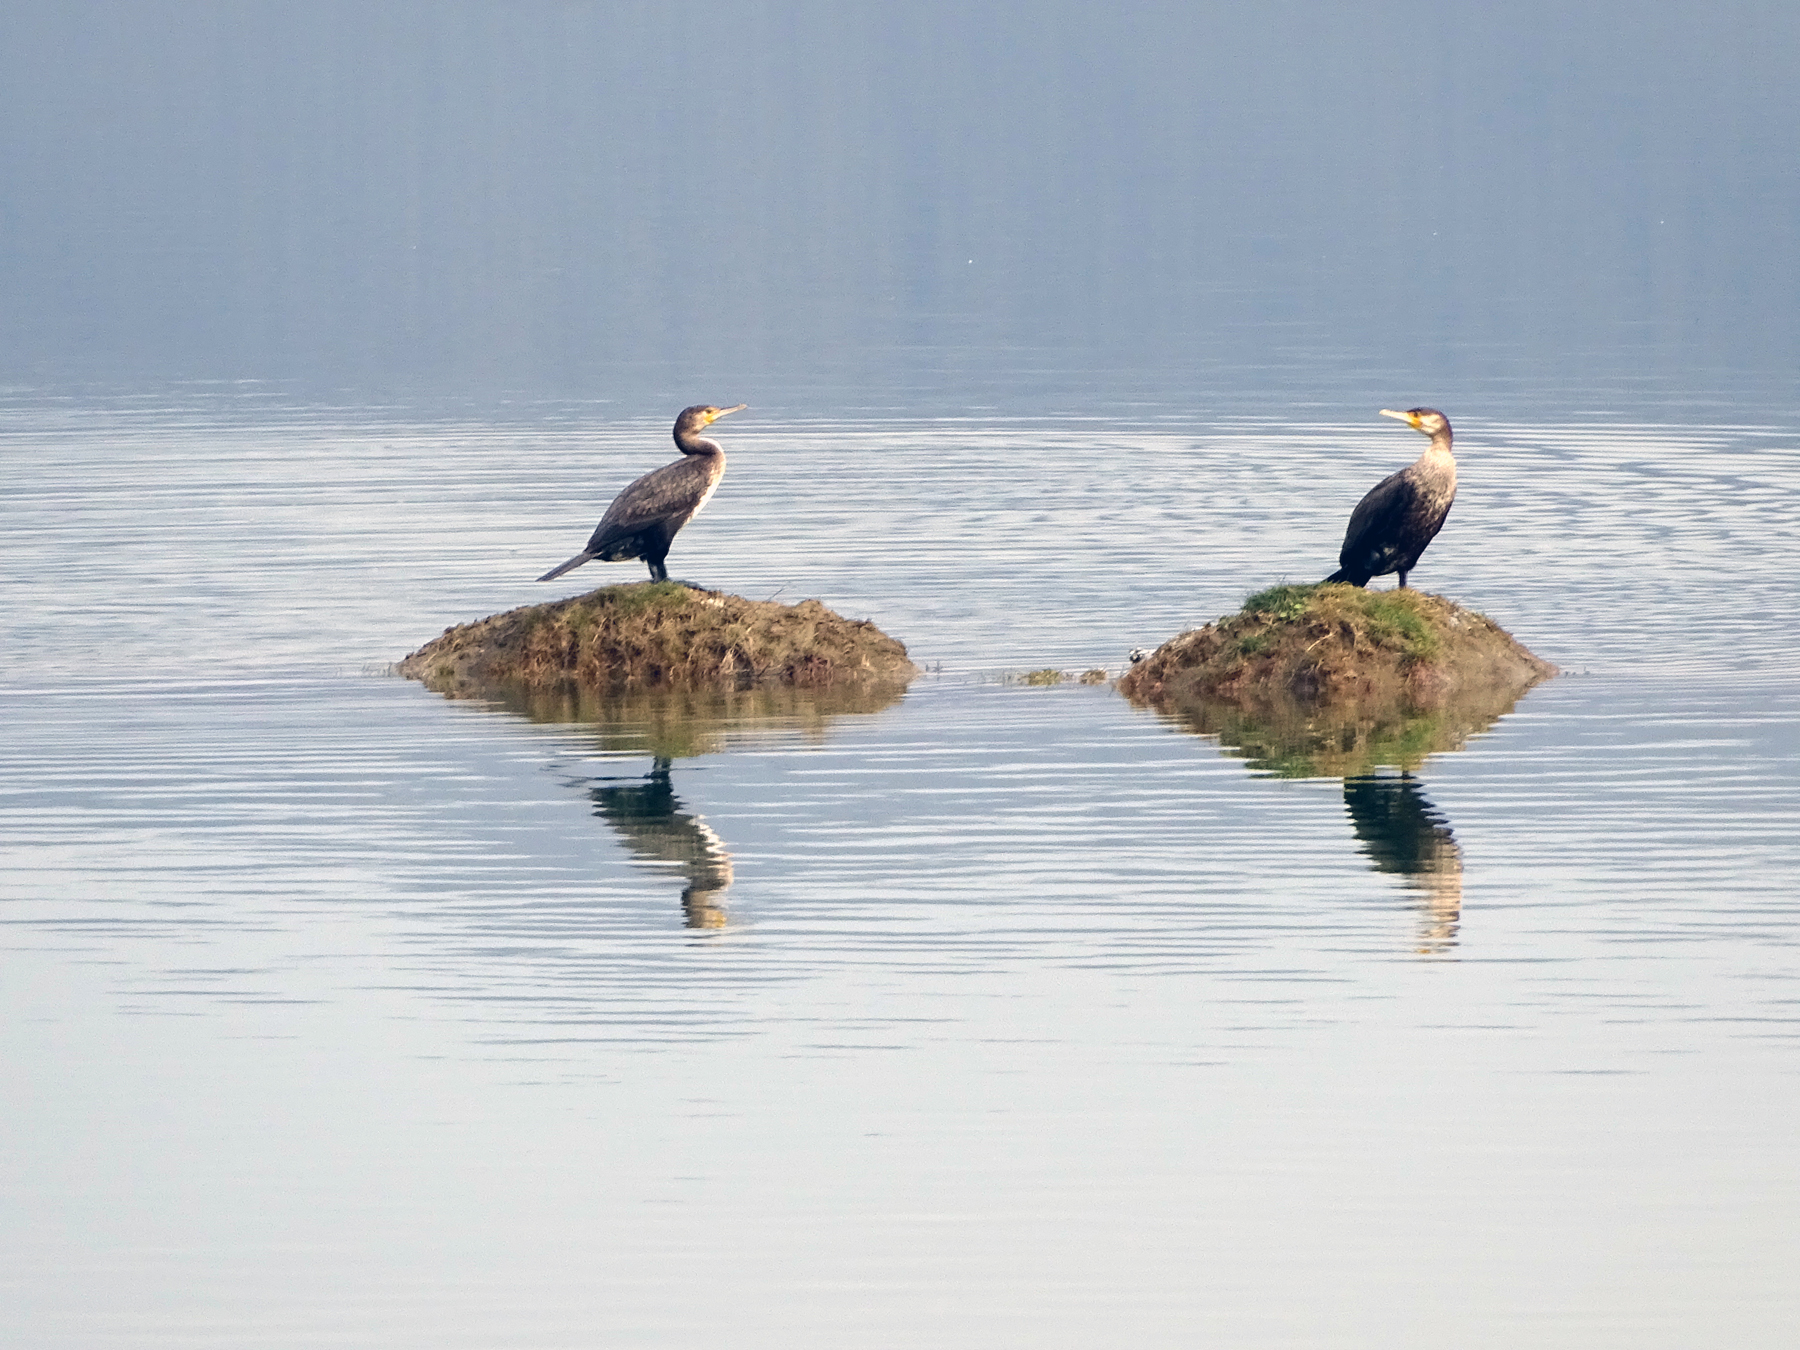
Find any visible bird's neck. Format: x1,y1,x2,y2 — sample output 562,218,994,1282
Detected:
1422,434,1457,490
674,431,724,457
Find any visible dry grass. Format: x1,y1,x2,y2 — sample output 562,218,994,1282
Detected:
398,582,917,697
1003,667,1115,687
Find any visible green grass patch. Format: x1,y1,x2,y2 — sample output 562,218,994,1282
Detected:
1240,584,1318,622
599,580,693,616
1361,593,1439,660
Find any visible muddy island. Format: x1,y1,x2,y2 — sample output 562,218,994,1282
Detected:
399,582,918,697
1118,584,1556,776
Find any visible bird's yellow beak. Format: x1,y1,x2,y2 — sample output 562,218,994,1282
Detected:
705,404,748,425
1378,408,1418,428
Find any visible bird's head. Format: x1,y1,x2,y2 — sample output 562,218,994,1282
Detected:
676,403,747,435
1379,407,1450,439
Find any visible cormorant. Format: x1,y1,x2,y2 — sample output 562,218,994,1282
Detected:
538,403,747,584
1323,407,1456,588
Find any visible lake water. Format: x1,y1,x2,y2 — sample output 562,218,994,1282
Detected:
4,395,1798,1346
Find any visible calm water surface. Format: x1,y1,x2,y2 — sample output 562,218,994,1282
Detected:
4,400,1800,1347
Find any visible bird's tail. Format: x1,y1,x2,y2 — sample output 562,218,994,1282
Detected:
1321,568,1365,587
537,551,595,582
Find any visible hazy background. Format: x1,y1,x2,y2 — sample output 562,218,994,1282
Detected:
2,0,1795,414
6,9,1800,1344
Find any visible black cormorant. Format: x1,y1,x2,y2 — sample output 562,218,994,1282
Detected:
1323,407,1456,588
538,403,747,584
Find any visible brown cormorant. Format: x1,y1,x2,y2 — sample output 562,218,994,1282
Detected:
538,403,747,584
1323,407,1456,588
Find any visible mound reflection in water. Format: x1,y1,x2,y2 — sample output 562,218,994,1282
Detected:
1142,677,1531,780
483,681,906,758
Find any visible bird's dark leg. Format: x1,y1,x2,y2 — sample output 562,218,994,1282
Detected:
647,559,668,582
1397,570,1410,588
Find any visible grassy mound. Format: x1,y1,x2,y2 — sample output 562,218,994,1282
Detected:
1118,583,1555,709
398,582,918,696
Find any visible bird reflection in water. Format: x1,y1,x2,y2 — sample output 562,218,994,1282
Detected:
1342,772,1463,954
588,758,734,929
